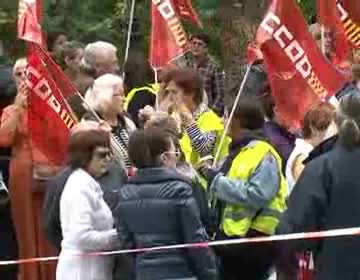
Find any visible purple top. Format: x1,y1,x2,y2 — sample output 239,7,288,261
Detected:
263,121,296,173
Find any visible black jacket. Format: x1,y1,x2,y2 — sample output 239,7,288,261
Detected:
277,145,360,280
127,89,156,127
114,167,218,280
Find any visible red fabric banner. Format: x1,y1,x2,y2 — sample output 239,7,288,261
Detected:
256,0,347,129
317,0,350,66
174,0,203,27
337,0,360,49
17,0,43,46
318,0,338,26
150,0,190,68
18,0,78,165
26,44,78,165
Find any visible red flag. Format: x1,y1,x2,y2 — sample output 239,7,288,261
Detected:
26,44,78,165
318,0,338,26
247,42,264,64
337,0,360,49
17,0,43,46
174,0,203,27
317,0,350,66
150,0,189,68
256,0,347,129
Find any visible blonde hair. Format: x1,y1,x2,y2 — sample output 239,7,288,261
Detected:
84,74,123,113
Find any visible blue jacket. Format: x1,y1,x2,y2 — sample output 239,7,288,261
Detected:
114,167,218,280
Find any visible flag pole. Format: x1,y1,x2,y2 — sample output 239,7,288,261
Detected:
212,63,253,167
321,25,326,54
123,0,136,71
153,67,160,111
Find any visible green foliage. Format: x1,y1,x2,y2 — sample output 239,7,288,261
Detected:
0,0,316,64
298,0,316,22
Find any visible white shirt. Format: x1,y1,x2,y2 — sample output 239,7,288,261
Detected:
286,139,313,194
56,168,118,280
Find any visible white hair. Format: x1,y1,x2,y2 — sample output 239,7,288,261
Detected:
80,41,117,73
84,74,123,113
13,58,27,74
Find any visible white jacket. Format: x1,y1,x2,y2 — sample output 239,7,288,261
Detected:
56,169,118,280
285,139,313,194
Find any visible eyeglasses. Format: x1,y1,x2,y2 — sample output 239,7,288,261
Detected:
163,150,181,158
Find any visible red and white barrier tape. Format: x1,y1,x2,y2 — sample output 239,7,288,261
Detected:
1,227,360,266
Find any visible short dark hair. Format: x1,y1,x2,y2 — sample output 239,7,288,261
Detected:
47,31,67,52
123,51,154,95
129,128,173,169
55,41,84,70
230,97,265,130
68,129,110,169
303,103,335,139
162,68,204,105
190,33,211,46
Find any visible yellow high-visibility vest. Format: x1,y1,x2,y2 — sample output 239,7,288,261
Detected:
222,140,287,237
124,84,159,111
180,110,230,167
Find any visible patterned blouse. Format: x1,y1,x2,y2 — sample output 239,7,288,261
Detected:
185,103,217,158
111,116,136,170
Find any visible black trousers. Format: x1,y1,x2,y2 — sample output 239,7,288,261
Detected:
216,230,276,280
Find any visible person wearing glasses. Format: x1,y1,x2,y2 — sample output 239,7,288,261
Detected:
114,128,218,280
56,125,119,280
186,33,225,115
158,68,229,167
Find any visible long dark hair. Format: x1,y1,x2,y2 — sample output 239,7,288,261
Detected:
128,128,172,168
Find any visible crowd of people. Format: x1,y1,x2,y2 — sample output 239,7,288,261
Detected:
1,27,360,280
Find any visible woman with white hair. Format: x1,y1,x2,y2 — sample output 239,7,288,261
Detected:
84,74,136,171
13,58,27,90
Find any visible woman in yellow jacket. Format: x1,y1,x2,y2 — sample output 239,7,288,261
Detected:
160,67,229,168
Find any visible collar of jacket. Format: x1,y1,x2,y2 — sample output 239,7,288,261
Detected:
229,129,266,152
128,167,191,185
303,135,338,165
219,130,265,175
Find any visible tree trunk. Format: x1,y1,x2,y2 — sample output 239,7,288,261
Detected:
216,0,268,83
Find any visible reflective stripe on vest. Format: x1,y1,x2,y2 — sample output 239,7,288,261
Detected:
179,110,230,167
124,84,158,111
222,140,288,237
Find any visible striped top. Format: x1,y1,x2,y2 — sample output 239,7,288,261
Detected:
185,103,217,157
111,116,136,170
